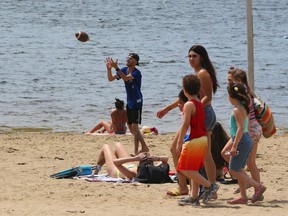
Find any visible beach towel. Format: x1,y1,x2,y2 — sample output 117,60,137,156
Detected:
76,173,176,183
76,174,132,183
89,132,132,136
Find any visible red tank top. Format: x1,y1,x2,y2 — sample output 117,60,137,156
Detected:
188,99,207,139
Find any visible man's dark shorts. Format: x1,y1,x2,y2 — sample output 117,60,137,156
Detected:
126,107,142,125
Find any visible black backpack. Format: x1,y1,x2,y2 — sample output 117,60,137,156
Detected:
135,160,173,184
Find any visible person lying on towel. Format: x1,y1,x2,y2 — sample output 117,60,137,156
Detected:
91,142,170,181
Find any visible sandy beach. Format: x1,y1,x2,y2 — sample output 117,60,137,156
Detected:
1,129,288,216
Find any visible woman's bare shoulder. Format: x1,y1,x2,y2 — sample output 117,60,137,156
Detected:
111,109,126,116
110,108,117,114
198,68,210,77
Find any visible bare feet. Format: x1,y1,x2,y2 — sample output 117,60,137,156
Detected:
138,149,149,155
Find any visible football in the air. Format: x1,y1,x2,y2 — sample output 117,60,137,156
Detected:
75,31,90,42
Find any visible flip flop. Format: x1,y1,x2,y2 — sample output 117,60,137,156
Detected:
219,179,238,185
166,188,188,196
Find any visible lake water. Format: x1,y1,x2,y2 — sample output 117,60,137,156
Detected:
1,0,287,133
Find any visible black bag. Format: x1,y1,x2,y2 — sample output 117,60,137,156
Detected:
135,160,173,184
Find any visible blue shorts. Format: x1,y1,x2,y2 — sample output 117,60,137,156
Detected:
204,105,216,131
229,133,253,171
183,134,190,142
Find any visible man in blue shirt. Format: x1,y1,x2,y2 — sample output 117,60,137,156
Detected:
106,53,149,155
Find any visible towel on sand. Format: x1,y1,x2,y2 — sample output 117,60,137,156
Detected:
75,174,132,183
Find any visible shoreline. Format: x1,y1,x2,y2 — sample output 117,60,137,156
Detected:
1,125,288,136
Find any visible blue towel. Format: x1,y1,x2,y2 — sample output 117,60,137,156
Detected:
50,165,93,179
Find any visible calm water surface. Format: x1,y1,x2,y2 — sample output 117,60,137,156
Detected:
0,0,287,133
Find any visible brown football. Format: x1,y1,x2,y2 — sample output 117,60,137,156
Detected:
75,31,90,42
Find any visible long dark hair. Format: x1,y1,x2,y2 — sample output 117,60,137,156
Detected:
227,82,250,114
211,122,229,169
178,89,188,102
189,45,219,94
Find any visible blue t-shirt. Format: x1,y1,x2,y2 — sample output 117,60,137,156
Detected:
117,67,143,109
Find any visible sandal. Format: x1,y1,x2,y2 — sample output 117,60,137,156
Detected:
219,179,238,185
227,197,248,205
166,188,188,196
248,194,264,201
251,184,266,203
